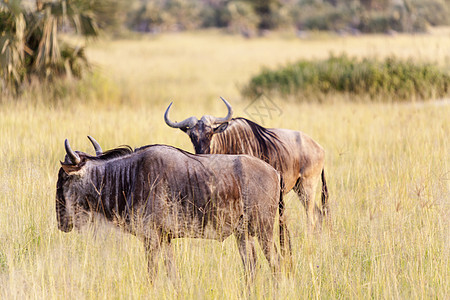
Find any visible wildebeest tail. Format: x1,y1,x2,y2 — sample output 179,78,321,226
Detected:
321,168,329,218
278,176,292,258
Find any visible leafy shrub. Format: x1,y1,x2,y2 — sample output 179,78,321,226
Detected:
127,0,203,32
291,0,449,33
293,3,355,32
225,1,259,36
242,55,450,101
124,0,448,34
357,12,404,33
408,0,449,27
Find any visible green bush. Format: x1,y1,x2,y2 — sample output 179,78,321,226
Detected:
242,55,450,101
294,3,355,32
291,0,449,34
123,0,448,34
357,12,404,33
408,0,450,27
127,0,204,32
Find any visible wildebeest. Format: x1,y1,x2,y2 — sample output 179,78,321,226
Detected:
56,137,283,281
164,98,329,232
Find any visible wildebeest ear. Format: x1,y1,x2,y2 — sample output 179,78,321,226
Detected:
180,127,188,133
60,162,82,175
214,122,228,133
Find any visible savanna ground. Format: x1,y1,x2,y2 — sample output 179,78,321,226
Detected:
0,28,449,299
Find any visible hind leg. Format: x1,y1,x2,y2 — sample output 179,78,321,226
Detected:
257,221,281,275
279,217,293,272
234,214,257,283
251,199,282,274
278,187,292,260
235,229,257,283
321,170,331,228
294,176,323,233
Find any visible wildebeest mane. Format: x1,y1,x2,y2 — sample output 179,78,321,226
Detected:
87,144,204,168
212,117,287,172
238,117,282,151
90,146,134,160
89,144,204,166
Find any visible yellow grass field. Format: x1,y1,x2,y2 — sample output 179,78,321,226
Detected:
0,29,449,298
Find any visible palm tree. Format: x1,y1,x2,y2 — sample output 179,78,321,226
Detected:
0,0,100,96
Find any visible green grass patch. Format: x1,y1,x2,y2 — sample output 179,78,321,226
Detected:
242,55,450,101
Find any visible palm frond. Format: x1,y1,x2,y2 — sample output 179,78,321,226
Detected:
0,1,26,94
1,0,102,95
34,13,61,76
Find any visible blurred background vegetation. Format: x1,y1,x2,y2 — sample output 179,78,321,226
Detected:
1,0,449,98
125,0,450,35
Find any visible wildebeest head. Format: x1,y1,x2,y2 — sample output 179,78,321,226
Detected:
56,136,102,232
164,97,233,153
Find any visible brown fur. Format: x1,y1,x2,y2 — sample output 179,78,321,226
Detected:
213,119,329,231
171,115,329,232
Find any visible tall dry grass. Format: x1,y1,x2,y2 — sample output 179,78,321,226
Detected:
0,29,449,298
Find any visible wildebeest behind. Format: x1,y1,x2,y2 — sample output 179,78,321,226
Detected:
56,137,283,282
165,97,329,232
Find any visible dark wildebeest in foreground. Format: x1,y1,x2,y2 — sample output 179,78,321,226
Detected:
165,98,329,233
56,137,284,282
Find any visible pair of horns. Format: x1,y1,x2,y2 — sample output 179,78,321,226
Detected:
66,97,233,163
164,97,233,129
64,136,103,165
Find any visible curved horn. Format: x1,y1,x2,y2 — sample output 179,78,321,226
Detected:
164,102,198,128
64,139,81,165
213,97,233,124
87,135,102,156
